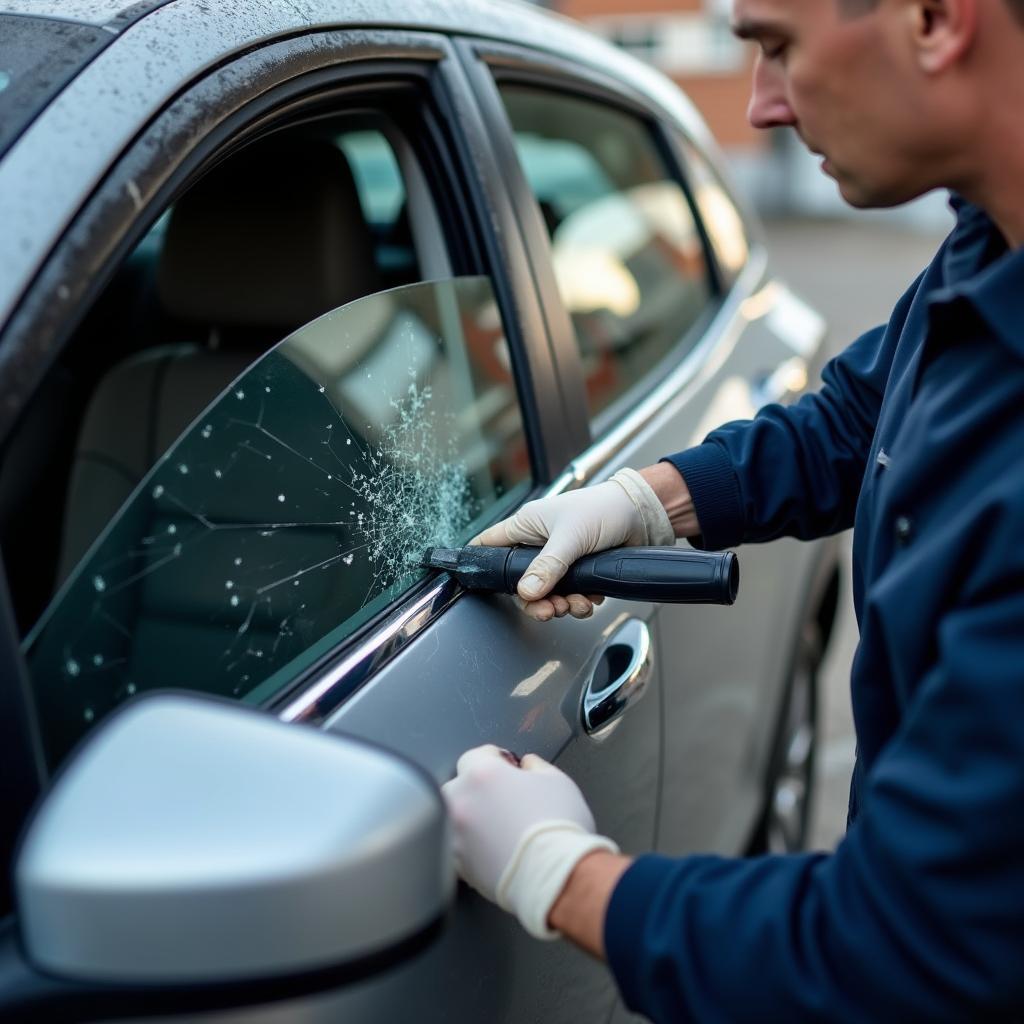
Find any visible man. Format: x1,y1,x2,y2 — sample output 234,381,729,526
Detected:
441,0,1024,1018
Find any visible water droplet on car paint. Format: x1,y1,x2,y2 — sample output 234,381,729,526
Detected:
343,553,354,565
265,386,271,393
152,484,164,498
201,424,213,438
0,72,11,94
167,524,177,534
178,463,189,474
66,658,80,677
92,653,104,667
234,557,243,566
235,389,245,400
93,574,106,592
230,594,240,607
126,682,137,696
293,580,300,586
277,493,285,502
346,438,352,445
225,580,234,589
214,469,223,479
83,707,94,722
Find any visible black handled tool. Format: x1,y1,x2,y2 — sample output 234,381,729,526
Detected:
421,545,738,605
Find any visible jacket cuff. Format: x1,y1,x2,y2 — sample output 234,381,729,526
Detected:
660,444,744,551
604,854,678,1016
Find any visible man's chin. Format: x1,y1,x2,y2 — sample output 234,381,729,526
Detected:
832,169,930,210
836,183,879,209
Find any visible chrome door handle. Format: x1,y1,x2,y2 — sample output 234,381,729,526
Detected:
582,618,653,736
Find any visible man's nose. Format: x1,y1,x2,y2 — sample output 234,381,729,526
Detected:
747,54,796,129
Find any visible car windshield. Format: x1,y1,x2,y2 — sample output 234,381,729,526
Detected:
25,277,528,767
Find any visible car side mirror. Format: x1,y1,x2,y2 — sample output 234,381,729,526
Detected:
0,694,453,1022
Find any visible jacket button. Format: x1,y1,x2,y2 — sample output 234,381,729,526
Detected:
894,515,914,545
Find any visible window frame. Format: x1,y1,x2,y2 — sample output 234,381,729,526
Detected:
456,37,736,443
0,30,561,792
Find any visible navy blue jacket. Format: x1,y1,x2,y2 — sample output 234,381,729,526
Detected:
605,197,1024,1022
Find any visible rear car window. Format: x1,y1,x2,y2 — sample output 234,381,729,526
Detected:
499,84,714,424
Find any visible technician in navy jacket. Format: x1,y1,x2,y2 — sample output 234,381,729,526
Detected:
443,0,1024,1018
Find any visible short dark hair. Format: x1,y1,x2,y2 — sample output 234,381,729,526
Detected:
840,0,1024,26
1003,0,1024,21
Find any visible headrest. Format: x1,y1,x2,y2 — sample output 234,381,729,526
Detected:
157,138,380,330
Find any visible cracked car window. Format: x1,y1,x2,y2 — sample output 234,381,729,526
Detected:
25,278,529,768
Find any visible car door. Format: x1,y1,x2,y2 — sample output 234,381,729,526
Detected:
457,39,830,865
0,16,661,1024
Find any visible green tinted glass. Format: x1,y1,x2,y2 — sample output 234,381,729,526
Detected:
27,277,529,768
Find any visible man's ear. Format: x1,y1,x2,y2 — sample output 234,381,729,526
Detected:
910,0,977,73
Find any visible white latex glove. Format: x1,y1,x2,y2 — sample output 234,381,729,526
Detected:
472,468,675,622
441,744,619,940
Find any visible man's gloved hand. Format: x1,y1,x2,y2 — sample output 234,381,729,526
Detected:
441,745,619,940
472,467,675,622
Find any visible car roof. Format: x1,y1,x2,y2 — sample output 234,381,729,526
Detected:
0,1,164,26
0,0,712,144
0,0,719,332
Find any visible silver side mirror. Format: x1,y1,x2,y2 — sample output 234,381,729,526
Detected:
5,694,452,1018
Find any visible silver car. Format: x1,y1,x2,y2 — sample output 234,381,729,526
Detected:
0,0,839,1020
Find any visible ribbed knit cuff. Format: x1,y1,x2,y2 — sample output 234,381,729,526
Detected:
660,444,744,551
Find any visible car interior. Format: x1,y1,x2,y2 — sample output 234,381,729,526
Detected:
1,113,442,638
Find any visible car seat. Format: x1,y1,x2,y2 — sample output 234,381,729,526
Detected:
57,137,381,583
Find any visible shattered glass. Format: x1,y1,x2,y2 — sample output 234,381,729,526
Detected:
26,277,529,767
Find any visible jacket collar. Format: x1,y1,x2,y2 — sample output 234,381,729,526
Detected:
933,196,1024,360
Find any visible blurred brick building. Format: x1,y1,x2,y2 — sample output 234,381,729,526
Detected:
549,0,759,151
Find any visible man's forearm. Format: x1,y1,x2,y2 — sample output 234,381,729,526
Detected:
547,850,634,959
639,463,700,538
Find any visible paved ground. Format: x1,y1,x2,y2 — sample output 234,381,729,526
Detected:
760,214,951,850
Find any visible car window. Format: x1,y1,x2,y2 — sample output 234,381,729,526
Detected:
499,84,714,423
26,277,529,769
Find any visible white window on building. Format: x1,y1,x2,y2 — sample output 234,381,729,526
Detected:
592,7,745,75
604,19,663,63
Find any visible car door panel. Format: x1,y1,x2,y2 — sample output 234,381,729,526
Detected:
320,594,661,1024
153,592,660,1024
